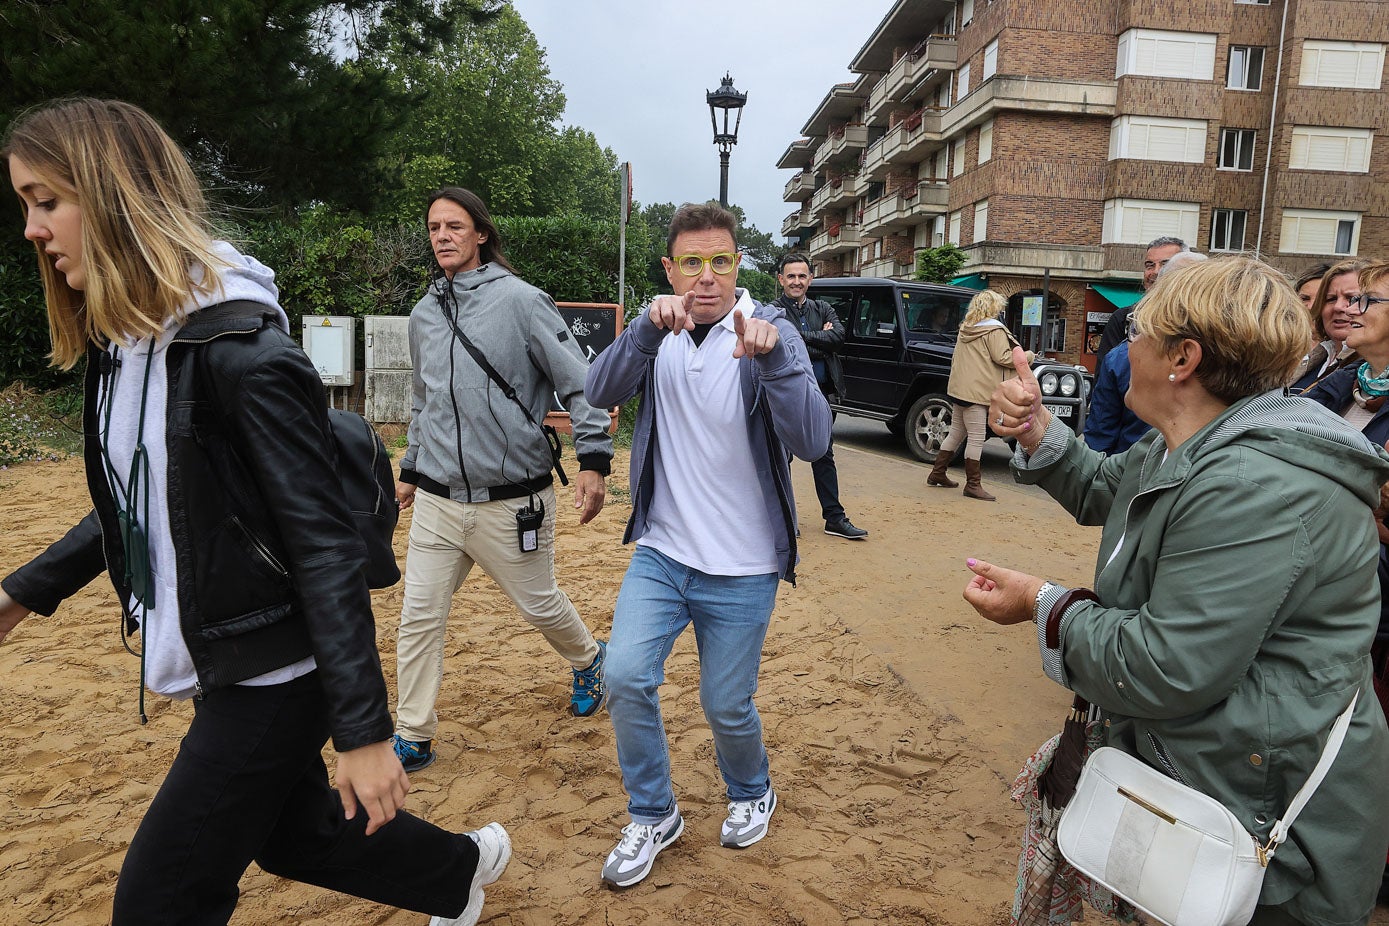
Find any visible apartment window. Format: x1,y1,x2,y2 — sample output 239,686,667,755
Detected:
933,148,949,179
1218,128,1256,170
952,138,967,177
1108,115,1206,163
1299,41,1386,89
1290,126,1373,173
960,0,974,28
1211,209,1248,251
948,210,962,246
973,200,989,243
1227,45,1264,90
978,120,994,163
1102,198,1200,245
1117,29,1217,80
935,81,951,109
931,214,946,248
983,38,999,80
1280,209,1361,255
958,62,972,99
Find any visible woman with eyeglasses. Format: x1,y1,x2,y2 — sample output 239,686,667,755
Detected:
1306,261,1389,735
1292,258,1370,393
0,98,505,926
964,256,1389,925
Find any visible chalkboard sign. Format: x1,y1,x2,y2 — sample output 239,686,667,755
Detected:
547,302,623,433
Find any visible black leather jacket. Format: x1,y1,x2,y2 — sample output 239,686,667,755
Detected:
773,294,845,397
1,303,391,751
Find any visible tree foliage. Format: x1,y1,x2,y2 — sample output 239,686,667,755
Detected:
0,0,495,213
914,244,970,284
376,4,618,221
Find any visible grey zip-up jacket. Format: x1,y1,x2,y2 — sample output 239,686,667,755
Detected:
399,264,612,500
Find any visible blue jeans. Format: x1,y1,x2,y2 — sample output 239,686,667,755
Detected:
607,545,779,823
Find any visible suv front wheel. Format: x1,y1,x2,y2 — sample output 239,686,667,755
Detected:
904,394,952,463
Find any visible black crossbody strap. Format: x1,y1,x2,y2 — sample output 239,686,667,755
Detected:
440,307,569,486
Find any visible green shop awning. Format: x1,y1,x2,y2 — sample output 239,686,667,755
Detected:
949,272,988,290
1092,282,1144,310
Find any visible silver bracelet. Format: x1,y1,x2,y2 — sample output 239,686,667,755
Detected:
1033,581,1057,623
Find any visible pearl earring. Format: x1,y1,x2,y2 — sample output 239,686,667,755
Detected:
1168,373,1177,382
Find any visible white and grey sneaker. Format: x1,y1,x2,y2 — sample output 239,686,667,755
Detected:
601,807,684,889
430,822,512,926
721,787,776,848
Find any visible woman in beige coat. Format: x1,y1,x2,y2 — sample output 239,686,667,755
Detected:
928,290,1031,499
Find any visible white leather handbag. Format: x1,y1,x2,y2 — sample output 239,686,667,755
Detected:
1056,693,1358,926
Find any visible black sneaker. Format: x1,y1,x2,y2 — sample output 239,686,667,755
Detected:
824,517,868,540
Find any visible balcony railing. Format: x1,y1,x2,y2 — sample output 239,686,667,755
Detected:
823,174,864,210
809,224,862,257
783,171,816,202
861,193,905,235
814,123,869,170
866,36,959,121
860,255,901,279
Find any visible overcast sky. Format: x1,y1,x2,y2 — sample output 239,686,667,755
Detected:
506,0,897,239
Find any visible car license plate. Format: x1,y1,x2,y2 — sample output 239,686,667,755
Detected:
1045,403,1072,418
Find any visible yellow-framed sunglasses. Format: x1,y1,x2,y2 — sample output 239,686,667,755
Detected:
673,252,739,276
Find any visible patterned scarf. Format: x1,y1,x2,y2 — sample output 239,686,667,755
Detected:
1356,361,1389,399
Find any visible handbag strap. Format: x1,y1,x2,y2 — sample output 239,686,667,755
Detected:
1266,690,1359,857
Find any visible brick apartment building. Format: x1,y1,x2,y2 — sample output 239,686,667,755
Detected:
777,0,1389,369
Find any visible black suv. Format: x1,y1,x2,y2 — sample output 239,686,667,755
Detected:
806,277,1089,462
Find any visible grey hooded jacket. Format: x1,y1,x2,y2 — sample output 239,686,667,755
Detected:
400,264,612,500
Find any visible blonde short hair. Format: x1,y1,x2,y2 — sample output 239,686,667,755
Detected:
962,289,1007,327
1356,260,1389,305
3,98,227,369
1131,256,1310,403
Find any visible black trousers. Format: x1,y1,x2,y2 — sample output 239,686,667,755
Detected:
810,434,844,522
111,672,478,925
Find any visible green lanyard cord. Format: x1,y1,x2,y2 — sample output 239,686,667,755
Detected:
99,339,157,724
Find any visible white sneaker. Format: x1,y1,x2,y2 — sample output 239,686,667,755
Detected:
721,787,776,848
429,822,512,926
600,807,684,889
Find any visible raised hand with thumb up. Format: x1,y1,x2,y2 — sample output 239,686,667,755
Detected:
988,347,1051,453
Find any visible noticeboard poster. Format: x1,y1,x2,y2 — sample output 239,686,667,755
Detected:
547,302,623,433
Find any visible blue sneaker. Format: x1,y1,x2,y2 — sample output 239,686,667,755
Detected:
571,640,607,717
392,733,436,772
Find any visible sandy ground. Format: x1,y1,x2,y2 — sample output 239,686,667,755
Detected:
1,439,1119,925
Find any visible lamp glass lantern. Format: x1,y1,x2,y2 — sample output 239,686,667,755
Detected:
706,73,747,207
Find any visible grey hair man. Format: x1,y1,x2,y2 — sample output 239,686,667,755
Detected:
1095,236,1189,368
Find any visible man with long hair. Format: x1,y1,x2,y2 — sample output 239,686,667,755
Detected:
391,187,614,773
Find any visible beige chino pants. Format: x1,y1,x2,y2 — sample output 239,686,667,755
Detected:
394,486,599,742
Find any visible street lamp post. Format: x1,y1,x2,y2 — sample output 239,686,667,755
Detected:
706,73,747,208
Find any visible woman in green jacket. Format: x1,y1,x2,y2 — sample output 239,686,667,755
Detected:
964,256,1389,926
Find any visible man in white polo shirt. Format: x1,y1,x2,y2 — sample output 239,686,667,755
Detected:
585,202,831,888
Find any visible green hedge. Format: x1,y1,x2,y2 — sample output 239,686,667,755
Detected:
0,210,661,389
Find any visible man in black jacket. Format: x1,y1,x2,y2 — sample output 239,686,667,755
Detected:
773,254,868,540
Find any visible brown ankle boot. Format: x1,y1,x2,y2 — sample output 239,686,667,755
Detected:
927,450,960,487
963,460,995,501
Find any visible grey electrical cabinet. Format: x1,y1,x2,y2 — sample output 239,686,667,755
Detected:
364,316,412,424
